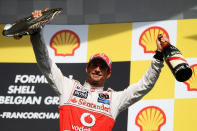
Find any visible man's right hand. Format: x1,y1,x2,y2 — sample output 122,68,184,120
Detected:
32,8,49,19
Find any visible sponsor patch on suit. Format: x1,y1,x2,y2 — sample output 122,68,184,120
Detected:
73,90,88,99
97,93,110,105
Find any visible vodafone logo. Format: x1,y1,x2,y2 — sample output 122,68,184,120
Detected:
80,113,96,127
50,30,80,56
139,26,169,53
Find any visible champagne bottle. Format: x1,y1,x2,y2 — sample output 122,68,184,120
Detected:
160,36,192,82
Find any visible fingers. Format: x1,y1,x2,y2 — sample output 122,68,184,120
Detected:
45,8,49,11
32,10,43,18
158,34,163,41
157,34,169,43
163,37,169,43
156,34,168,52
156,34,171,52
156,39,163,52
32,8,50,18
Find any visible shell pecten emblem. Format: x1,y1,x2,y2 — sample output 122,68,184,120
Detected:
135,106,166,131
139,26,169,53
184,64,197,91
50,30,80,56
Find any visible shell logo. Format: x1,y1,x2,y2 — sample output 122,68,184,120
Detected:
184,64,197,91
139,26,169,53
50,30,80,56
135,106,166,131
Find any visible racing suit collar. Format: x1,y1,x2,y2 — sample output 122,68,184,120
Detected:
83,81,104,92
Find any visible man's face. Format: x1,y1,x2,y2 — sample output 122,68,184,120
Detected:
86,58,111,87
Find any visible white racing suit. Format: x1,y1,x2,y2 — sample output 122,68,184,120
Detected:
30,31,164,131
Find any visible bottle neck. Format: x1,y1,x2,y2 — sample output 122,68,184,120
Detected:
161,42,169,48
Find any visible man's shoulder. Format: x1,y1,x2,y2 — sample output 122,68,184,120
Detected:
62,76,82,86
106,88,115,92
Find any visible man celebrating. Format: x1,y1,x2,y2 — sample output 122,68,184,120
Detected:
6,9,166,131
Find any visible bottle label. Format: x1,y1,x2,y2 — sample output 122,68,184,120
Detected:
161,42,168,48
165,46,182,59
167,54,187,68
174,63,190,74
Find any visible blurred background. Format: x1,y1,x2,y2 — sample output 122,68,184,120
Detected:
0,0,197,24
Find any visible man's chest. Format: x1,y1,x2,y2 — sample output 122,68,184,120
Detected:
65,84,112,116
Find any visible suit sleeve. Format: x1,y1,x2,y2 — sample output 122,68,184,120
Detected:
113,58,164,112
30,30,72,95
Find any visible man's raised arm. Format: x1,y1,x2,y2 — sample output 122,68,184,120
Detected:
30,9,66,95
